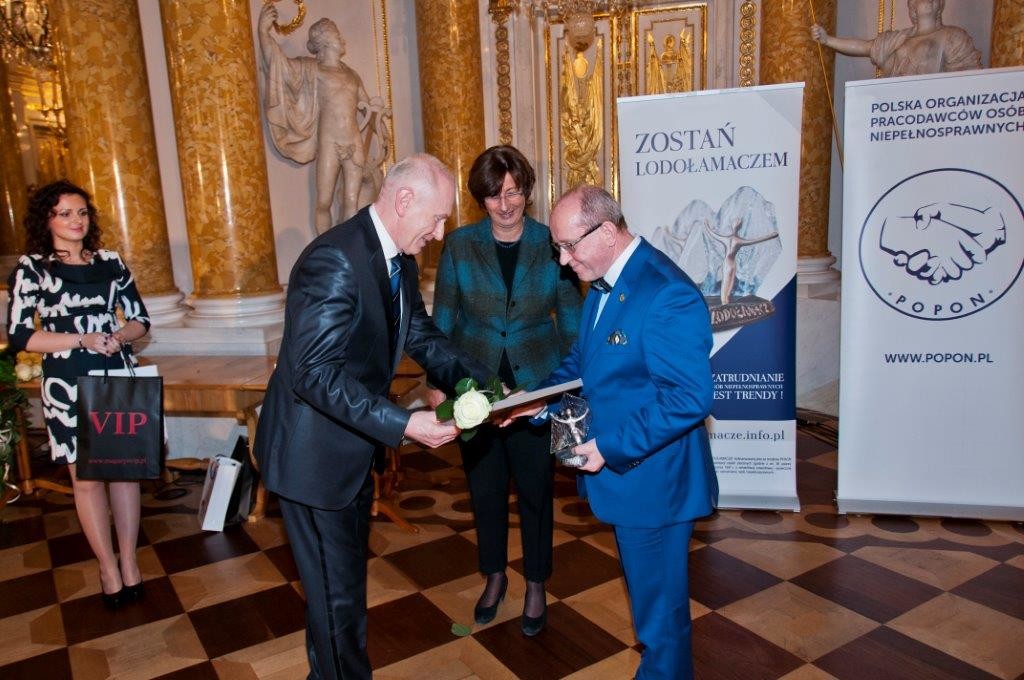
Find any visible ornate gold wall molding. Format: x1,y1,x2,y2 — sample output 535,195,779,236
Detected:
609,0,633,98
372,0,396,166
760,0,837,261
489,0,518,145
52,0,179,298
991,0,1024,68
738,0,758,86
160,0,281,302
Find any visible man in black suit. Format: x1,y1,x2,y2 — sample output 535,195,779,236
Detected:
255,154,489,680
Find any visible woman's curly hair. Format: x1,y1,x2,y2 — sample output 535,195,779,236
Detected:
24,180,103,259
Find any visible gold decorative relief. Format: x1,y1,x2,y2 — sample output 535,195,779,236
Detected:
489,0,518,145
545,4,618,202
633,4,707,96
738,0,758,87
561,35,603,187
609,0,633,98
371,0,396,168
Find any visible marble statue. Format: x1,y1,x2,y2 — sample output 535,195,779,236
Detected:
258,3,392,234
810,0,981,78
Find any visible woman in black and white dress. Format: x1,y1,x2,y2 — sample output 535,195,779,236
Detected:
7,180,151,609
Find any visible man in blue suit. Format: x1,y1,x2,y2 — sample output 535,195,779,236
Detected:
510,185,717,679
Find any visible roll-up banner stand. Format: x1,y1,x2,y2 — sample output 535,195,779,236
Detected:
618,83,803,511
839,67,1024,521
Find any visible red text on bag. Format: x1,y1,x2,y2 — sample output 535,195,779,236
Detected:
89,411,149,435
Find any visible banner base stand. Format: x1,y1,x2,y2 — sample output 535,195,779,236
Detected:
838,498,1024,522
718,494,800,512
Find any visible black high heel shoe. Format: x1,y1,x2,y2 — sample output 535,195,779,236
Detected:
474,575,508,624
521,607,547,637
102,588,125,611
123,581,145,603
521,581,547,636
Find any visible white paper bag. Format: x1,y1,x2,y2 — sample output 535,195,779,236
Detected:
198,455,241,532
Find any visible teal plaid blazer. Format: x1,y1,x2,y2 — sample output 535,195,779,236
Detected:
432,216,582,391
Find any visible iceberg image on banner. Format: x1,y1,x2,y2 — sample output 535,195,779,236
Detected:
652,186,782,331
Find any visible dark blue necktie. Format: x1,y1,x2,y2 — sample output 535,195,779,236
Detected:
389,257,402,354
591,277,611,294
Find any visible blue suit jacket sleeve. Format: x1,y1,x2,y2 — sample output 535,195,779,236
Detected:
597,283,713,473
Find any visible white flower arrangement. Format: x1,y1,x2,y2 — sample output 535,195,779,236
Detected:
14,351,42,382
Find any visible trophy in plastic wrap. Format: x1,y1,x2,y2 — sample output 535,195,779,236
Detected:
550,393,591,467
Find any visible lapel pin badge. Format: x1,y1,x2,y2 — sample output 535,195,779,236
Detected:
618,293,626,302
608,330,628,346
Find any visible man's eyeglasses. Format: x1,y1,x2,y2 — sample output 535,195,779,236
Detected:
552,221,605,254
483,189,525,205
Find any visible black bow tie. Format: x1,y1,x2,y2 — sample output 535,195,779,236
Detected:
591,278,612,294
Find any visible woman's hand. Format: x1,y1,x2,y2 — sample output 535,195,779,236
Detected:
104,332,124,354
80,332,118,356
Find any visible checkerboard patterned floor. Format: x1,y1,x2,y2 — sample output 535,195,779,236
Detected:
2,412,1023,679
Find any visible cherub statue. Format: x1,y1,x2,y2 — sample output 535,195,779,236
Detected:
259,3,392,234
810,0,981,78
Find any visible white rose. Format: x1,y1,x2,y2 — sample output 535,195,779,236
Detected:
452,389,491,430
15,363,33,382
31,363,43,378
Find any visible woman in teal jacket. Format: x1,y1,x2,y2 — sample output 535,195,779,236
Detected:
430,146,581,635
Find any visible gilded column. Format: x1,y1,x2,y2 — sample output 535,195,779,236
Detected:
0,62,27,259
159,0,283,326
991,0,1024,68
52,0,186,324
760,0,839,289
414,0,486,267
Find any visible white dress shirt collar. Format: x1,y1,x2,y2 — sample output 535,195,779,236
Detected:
369,204,400,261
601,234,641,289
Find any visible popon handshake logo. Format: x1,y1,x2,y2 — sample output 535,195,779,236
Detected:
859,168,1024,320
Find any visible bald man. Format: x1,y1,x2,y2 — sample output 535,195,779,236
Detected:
255,154,489,680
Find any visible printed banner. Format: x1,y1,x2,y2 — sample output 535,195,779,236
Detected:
617,83,803,511
839,67,1024,520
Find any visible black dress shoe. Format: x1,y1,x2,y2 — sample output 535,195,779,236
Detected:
102,588,124,611
521,607,546,637
123,581,145,603
474,577,508,624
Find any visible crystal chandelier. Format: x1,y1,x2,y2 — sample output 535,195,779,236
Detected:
1,0,65,148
